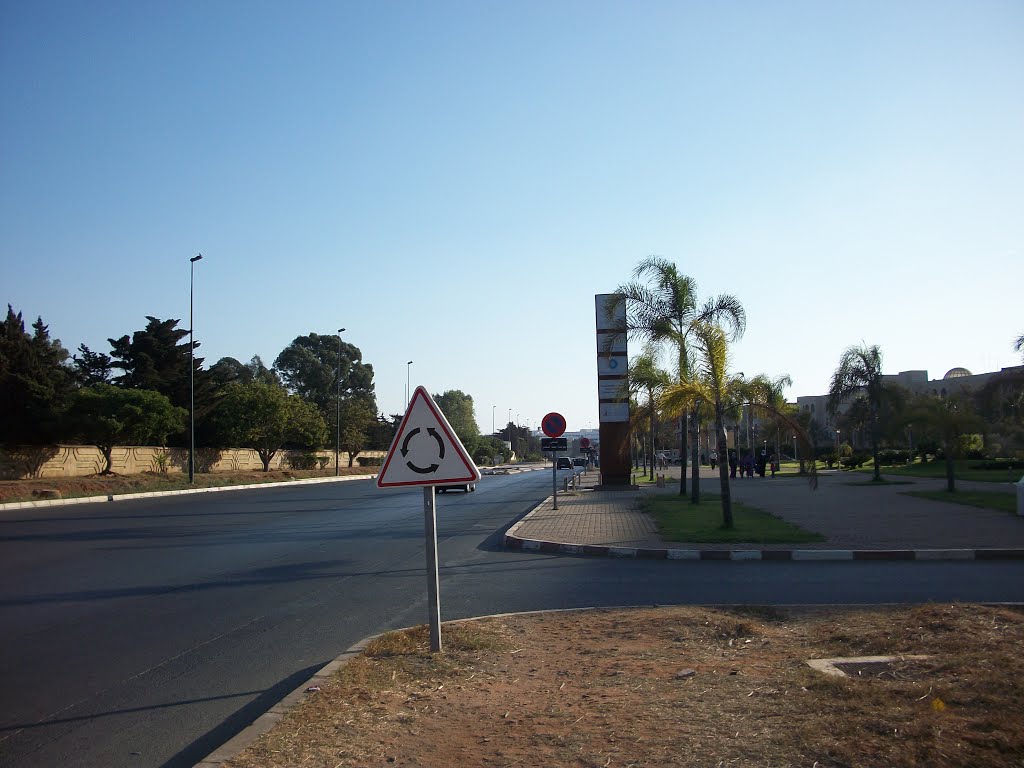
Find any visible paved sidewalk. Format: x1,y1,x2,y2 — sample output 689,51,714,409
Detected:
506,465,1024,560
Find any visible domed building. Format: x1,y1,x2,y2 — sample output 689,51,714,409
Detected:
943,367,972,379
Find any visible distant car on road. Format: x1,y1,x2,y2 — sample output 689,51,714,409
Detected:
437,482,477,493
572,457,587,467
556,457,574,470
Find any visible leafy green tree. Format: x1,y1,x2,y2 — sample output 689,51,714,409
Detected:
273,333,376,419
72,344,113,386
339,398,376,466
433,390,481,448
905,393,985,491
609,258,745,501
209,355,280,387
827,343,887,481
973,367,1024,456
0,306,75,447
66,384,186,474
108,317,220,437
207,381,326,471
472,435,508,465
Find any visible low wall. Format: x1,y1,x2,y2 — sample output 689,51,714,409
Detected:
0,445,386,480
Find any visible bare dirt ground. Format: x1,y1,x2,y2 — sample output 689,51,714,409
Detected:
225,603,1024,768
0,467,375,504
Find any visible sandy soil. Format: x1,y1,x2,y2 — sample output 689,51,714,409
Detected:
225,603,1024,768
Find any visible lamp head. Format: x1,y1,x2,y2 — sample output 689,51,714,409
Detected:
190,254,203,263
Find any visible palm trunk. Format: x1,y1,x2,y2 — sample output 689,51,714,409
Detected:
678,414,687,496
649,407,656,482
715,405,733,528
871,411,881,481
690,404,700,503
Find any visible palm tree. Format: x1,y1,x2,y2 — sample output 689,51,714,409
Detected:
827,344,886,481
627,348,672,481
607,257,745,501
1016,333,1024,359
662,322,815,528
748,373,794,470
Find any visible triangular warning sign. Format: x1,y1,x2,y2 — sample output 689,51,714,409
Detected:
376,386,482,488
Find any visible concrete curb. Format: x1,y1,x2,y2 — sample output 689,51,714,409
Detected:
503,533,1024,561
191,604,637,768
192,631,384,767
0,473,376,511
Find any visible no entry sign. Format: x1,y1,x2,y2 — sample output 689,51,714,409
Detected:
542,412,566,438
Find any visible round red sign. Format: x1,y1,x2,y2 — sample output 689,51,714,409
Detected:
541,412,566,438
579,437,591,449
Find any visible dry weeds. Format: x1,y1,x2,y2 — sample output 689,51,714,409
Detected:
225,603,1024,768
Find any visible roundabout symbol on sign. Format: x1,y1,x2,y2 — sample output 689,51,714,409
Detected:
542,412,566,438
401,427,445,474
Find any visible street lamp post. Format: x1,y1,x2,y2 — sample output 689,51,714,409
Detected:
792,434,798,465
188,253,203,484
336,328,346,476
492,405,496,436
406,361,413,406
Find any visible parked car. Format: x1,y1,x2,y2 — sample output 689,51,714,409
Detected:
437,482,476,493
572,457,587,467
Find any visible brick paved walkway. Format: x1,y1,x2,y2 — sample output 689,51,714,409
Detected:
508,464,1024,554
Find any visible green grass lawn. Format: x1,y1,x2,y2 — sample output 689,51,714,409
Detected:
639,492,824,544
904,489,1019,514
841,478,917,486
856,460,1023,483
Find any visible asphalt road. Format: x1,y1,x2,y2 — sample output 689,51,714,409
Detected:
2,471,1022,768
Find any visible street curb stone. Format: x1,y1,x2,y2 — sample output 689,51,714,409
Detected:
0,473,376,511
503,532,1024,562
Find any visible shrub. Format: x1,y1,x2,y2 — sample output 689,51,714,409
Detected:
972,459,1023,471
840,452,870,469
152,450,171,474
357,455,383,467
878,448,911,465
288,453,319,470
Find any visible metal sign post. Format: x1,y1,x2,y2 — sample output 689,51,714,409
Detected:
422,485,442,653
541,414,567,511
378,386,482,655
552,453,558,510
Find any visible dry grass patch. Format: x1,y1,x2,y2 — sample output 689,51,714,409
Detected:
0,467,374,504
226,604,1024,768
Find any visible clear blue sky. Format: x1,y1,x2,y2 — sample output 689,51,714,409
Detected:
3,1,1021,433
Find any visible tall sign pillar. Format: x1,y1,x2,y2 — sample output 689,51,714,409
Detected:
595,294,632,487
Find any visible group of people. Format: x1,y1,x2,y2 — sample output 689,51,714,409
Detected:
725,449,778,478
666,450,781,478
